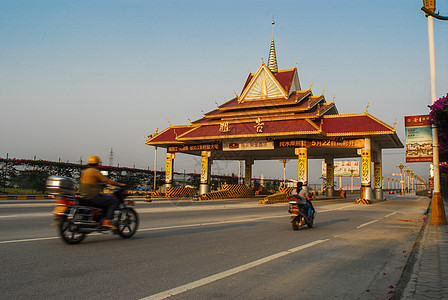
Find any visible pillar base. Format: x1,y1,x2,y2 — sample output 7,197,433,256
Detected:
429,192,448,225
199,184,210,195
360,186,372,200
373,188,383,200
326,187,335,197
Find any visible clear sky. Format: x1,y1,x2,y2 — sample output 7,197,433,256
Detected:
1,0,447,184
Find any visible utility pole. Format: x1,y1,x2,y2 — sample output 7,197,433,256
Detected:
422,0,447,224
109,148,114,166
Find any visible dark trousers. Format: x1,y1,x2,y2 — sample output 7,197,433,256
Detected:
90,194,119,220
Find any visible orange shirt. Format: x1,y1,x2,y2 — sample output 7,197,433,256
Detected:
80,167,108,198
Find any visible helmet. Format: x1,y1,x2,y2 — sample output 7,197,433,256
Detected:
87,155,101,165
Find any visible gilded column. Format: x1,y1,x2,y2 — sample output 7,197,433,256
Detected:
244,157,253,187
360,138,372,201
200,151,211,195
373,150,383,200
296,148,308,192
165,153,175,188
325,156,334,197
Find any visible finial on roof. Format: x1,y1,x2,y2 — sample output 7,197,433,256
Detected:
322,88,325,95
215,100,219,109
309,82,313,90
267,20,278,73
394,118,397,130
167,119,171,127
366,102,370,113
187,116,192,125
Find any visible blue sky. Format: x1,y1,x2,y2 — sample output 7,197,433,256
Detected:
1,1,447,184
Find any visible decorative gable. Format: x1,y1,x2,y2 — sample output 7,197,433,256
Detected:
289,69,301,93
238,63,288,103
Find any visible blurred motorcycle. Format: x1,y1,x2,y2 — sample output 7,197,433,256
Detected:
47,175,139,244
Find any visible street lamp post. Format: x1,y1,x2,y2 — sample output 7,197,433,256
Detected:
405,169,411,194
396,162,406,195
279,159,290,184
422,0,447,224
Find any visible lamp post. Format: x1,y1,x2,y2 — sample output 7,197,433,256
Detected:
396,162,406,195
405,169,411,194
422,0,447,224
279,159,290,184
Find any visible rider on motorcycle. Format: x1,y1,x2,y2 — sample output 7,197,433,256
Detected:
80,156,126,230
293,181,315,217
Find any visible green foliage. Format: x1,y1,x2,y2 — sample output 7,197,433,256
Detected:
11,170,50,193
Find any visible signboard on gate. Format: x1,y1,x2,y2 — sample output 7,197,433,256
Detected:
322,161,360,177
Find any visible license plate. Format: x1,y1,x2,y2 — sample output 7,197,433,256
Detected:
52,206,67,213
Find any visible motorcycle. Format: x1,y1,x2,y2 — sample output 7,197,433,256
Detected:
46,175,139,244
288,195,315,231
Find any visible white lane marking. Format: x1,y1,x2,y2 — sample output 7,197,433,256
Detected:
0,236,59,244
356,211,398,229
384,211,398,218
357,219,379,228
139,214,285,232
0,203,362,244
0,213,51,218
141,239,329,300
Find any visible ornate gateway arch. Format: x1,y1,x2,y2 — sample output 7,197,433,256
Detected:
145,32,403,202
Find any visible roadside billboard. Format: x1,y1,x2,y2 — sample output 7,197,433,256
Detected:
405,115,432,163
322,161,360,177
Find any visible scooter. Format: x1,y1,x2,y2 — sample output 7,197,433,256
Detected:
288,195,315,230
47,176,139,244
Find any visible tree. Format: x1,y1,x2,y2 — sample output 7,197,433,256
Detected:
429,93,448,172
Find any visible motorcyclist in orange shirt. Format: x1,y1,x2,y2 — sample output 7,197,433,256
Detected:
80,156,125,230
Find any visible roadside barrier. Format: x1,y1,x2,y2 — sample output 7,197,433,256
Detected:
259,186,295,205
194,190,231,201
222,184,254,198
355,198,371,204
194,184,254,201
166,187,197,198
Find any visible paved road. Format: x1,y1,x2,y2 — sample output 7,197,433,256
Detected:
0,195,429,299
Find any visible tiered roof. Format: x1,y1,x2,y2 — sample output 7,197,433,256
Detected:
146,58,402,153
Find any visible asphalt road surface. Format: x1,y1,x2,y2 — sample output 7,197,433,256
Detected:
0,195,429,299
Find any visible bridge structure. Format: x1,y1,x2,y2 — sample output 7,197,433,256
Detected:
145,26,403,202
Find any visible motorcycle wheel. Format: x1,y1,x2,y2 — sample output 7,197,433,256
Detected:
307,217,314,228
117,208,138,238
291,216,300,231
59,215,86,244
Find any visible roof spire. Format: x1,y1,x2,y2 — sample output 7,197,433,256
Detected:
267,20,278,73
